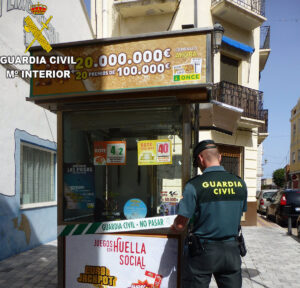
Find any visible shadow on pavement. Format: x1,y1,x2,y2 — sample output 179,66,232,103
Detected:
242,268,271,288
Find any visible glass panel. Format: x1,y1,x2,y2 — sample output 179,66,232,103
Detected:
63,106,183,222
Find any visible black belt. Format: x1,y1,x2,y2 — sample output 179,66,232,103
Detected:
197,236,236,244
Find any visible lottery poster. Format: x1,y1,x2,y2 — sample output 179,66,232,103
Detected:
94,141,126,166
138,140,172,166
65,234,179,288
64,164,95,210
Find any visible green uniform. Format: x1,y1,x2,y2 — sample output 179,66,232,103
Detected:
178,166,247,288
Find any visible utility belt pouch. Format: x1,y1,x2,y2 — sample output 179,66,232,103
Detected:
187,233,202,257
237,226,247,257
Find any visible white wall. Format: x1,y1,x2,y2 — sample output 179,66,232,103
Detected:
0,0,93,196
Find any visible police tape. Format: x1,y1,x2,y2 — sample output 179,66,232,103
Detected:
58,215,177,237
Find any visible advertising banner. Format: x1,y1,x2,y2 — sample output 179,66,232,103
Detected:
94,141,126,165
64,164,95,210
138,140,172,166
58,215,177,237
30,32,207,97
66,234,179,288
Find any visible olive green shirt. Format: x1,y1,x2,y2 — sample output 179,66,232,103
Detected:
178,166,247,239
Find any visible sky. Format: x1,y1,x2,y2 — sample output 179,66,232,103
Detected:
260,0,300,178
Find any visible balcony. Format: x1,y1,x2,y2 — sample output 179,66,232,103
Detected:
258,109,268,133
212,81,265,120
211,0,266,30
259,26,271,72
113,0,179,18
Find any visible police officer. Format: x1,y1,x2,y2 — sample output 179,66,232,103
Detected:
171,140,247,288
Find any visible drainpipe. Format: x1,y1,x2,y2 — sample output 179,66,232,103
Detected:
194,0,198,28
102,0,108,38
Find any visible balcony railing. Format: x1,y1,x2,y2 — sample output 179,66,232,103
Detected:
258,109,268,133
260,26,270,49
211,0,266,17
212,81,265,120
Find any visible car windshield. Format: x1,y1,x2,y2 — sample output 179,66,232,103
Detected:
263,192,276,199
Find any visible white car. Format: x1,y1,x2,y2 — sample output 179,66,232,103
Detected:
257,189,277,214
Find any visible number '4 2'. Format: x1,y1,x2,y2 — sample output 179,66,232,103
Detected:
111,146,123,155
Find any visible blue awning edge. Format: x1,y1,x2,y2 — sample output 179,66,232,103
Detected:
222,36,255,53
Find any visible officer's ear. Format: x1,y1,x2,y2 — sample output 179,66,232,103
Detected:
218,153,222,163
199,154,205,167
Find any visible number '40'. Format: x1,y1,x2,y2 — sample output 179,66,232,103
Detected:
158,143,169,154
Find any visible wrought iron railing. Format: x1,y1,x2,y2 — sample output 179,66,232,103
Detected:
211,0,266,17
260,26,270,49
258,109,268,133
212,81,265,120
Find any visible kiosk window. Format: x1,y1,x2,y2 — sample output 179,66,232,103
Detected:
63,106,183,222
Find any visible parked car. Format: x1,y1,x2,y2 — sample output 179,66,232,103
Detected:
266,189,300,226
256,190,277,214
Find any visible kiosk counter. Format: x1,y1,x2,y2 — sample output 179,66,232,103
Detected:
28,27,214,288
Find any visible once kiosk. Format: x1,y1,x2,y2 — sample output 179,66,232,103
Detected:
29,27,213,288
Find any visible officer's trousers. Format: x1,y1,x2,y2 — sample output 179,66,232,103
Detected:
182,240,242,288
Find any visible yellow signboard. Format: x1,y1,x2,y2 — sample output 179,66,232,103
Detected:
138,140,172,166
30,31,208,97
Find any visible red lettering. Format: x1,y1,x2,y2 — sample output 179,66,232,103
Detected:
130,255,134,265
135,243,140,254
125,241,130,253
141,243,146,254
120,255,124,265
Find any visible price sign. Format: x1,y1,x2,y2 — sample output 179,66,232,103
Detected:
94,141,126,166
138,139,172,165
156,141,171,163
107,143,126,164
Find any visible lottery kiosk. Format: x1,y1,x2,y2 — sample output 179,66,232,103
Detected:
29,27,213,288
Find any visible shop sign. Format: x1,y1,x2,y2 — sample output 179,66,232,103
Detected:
64,164,95,210
30,31,208,97
65,234,178,288
58,215,177,237
138,140,172,166
94,141,126,165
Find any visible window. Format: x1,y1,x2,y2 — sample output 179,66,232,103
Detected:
292,152,296,164
218,144,242,177
221,55,239,84
293,123,296,138
20,143,56,205
63,106,183,222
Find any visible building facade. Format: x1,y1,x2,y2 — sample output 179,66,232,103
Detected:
290,98,300,189
0,0,94,260
89,0,270,225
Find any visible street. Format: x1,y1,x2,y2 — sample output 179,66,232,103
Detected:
0,214,300,288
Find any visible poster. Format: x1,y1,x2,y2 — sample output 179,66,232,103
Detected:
31,32,207,97
64,164,95,210
138,140,172,166
123,198,148,220
66,234,178,288
94,141,126,165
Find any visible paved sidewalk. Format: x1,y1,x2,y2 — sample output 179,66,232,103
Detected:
0,226,299,288
0,240,57,288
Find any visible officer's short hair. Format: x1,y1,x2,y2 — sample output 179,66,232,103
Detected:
193,140,218,167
